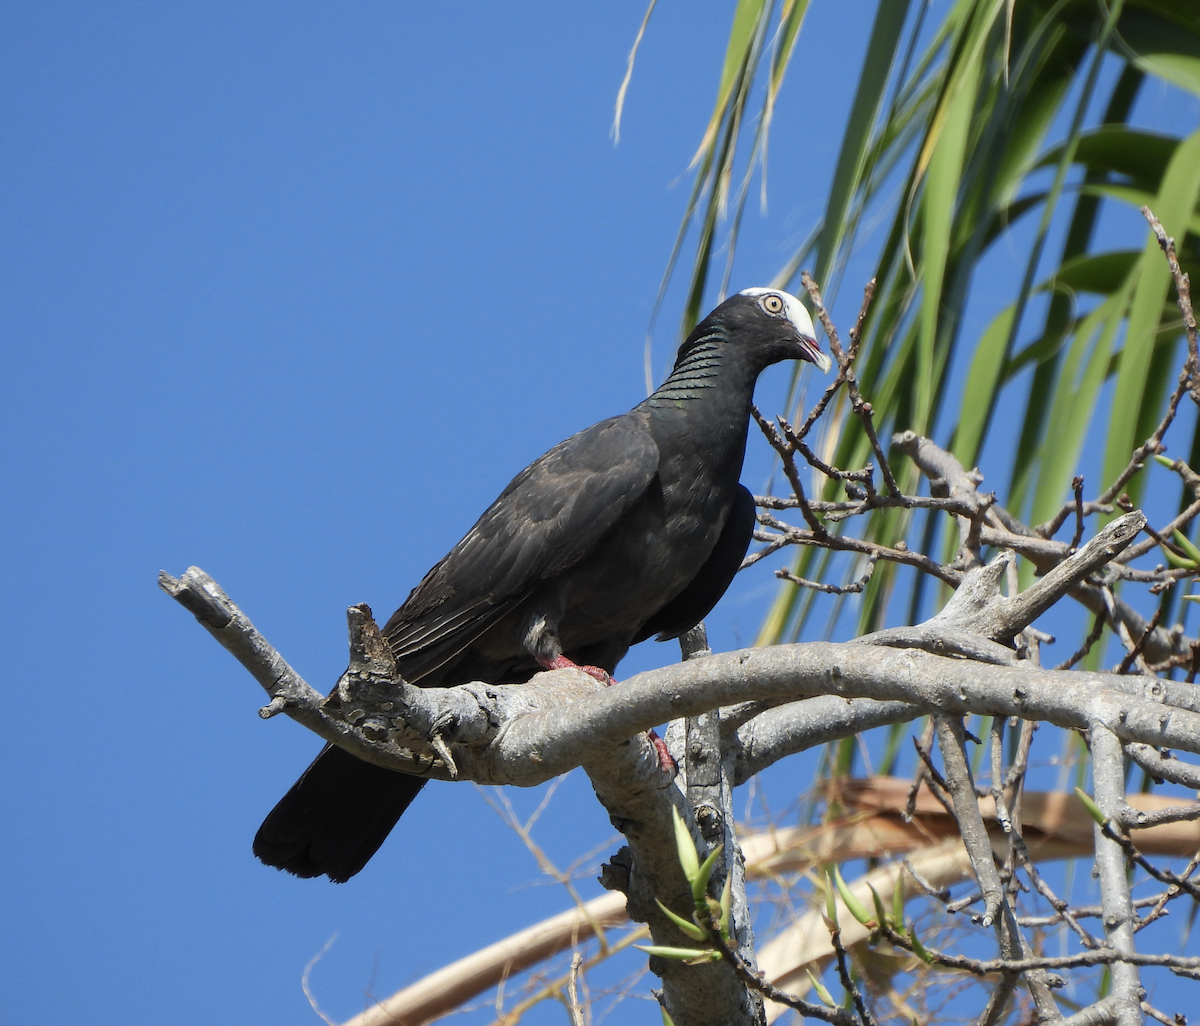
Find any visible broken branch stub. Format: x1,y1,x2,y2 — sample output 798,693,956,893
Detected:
929,511,1146,646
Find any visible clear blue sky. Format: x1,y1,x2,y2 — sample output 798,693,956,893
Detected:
3,4,1197,1024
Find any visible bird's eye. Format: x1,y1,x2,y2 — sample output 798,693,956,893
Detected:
761,294,784,315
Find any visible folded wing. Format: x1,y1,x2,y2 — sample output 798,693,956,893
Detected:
383,414,660,681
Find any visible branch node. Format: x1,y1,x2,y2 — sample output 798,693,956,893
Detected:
259,696,287,720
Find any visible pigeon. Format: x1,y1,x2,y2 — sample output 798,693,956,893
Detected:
254,287,830,882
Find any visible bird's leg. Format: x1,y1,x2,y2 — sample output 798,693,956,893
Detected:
538,653,676,776
645,730,677,776
526,614,615,684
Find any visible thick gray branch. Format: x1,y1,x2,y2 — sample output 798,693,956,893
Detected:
929,512,1145,646
158,568,427,773
679,626,766,1023
977,531,1196,665
856,624,1018,664
162,568,1200,793
586,743,757,1026
731,696,920,784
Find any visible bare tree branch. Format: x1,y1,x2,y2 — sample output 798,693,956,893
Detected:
162,565,1200,796
1087,723,1143,1026
1143,204,1199,400
1126,742,1200,790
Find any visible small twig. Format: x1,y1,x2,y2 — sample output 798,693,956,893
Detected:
757,492,984,518
783,418,876,493
827,912,876,1026
705,920,856,1025
740,531,790,569
1035,499,1113,540
1100,584,1150,675
1070,475,1086,551
801,271,848,368
565,952,585,1026
1140,1000,1185,1026
1119,497,1200,562
946,891,983,914
1054,613,1107,671
776,557,877,595
1003,719,1036,794
1017,893,1176,926
778,416,870,482
795,370,848,442
1144,205,1199,398
791,272,854,442
853,400,902,497
1014,837,1102,949
1117,607,1162,674
875,919,1200,975
752,405,825,534
905,719,936,822
910,734,956,821
1139,849,1200,932
756,510,961,585
1126,743,1200,790
1095,368,1190,508
892,431,994,567
847,278,876,360
801,272,900,496
902,856,952,902
989,718,1012,834
1159,454,1200,499
1112,797,1200,835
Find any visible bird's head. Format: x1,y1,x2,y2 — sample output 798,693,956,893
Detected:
675,288,832,375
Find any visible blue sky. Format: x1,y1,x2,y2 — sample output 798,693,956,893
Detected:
3,4,1198,1025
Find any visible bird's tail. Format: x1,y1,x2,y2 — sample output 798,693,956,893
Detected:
253,744,426,883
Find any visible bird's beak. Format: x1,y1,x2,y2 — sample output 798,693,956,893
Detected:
799,335,833,374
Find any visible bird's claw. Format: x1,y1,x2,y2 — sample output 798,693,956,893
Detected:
648,729,677,777
543,655,614,686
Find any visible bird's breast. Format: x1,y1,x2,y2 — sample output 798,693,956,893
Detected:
549,468,734,651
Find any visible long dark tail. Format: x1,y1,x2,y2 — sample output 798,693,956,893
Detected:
253,744,426,883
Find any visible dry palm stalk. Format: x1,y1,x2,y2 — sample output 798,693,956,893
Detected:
341,778,1199,1026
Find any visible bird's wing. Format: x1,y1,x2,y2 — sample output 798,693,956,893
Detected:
632,483,756,643
383,414,660,677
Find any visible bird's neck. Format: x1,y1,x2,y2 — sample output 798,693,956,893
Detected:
643,332,727,404
640,332,760,407
636,333,761,479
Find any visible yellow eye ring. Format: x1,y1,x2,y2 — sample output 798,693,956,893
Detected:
761,294,784,315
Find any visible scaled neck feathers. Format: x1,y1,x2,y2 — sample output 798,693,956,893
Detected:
642,330,727,405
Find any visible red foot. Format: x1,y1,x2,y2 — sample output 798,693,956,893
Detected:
542,654,614,685
540,655,675,776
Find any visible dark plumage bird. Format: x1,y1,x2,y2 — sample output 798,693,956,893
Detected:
254,288,830,882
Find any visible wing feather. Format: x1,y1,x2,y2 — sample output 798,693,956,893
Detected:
383,414,659,677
